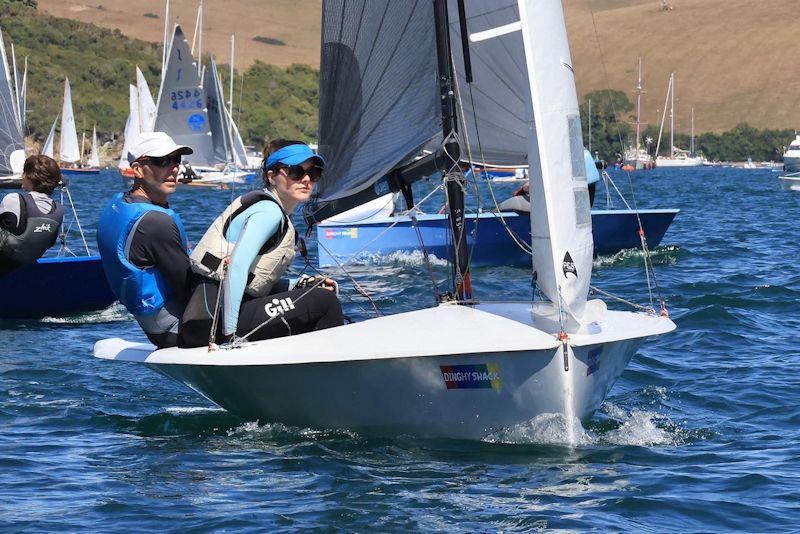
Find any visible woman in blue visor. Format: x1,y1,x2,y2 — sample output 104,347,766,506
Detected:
181,139,343,347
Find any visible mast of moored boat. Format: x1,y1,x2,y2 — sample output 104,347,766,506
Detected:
433,0,470,299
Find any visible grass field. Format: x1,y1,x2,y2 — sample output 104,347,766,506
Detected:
37,0,800,133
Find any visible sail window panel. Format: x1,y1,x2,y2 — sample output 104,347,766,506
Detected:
573,187,591,227
317,0,441,203
567,115,585,182
447,0,533,167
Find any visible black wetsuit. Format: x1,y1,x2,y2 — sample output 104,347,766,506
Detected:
180,279,343,347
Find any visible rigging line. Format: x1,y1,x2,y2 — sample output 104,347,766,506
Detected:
235,183,449,343
458,62,532,256
589,285,653,314
409,209,442,302
586,1,662,304
301,255,381,317
63,185,90,255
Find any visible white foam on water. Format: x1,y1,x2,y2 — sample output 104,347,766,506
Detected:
484,413,594,446
600,402,679,446
164,406,225,415
344,250,448,267
40,303,130,324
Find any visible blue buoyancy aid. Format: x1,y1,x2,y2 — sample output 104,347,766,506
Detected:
96,193,187,316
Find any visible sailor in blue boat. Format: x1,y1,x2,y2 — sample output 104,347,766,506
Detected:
96,132,194,348
180,140,344,347
0,155,65,276
498,149,600,212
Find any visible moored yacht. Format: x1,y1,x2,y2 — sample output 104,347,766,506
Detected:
782,133,800,173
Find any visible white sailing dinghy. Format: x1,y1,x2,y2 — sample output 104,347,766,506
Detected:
58,78,80,166
94,0,674,441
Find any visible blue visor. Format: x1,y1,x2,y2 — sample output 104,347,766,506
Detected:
265,144,325,170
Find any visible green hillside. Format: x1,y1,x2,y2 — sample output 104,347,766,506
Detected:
1,0,319,151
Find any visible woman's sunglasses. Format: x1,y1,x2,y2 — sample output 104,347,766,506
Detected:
276,164,323,183
140,154,182,168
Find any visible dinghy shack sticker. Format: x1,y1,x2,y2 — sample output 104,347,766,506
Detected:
562,251,577,279
441,364,502,390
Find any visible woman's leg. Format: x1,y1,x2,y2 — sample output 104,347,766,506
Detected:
236,287,343,341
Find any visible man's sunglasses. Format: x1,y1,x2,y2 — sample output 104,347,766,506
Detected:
276,164,323,183
139,154,182,168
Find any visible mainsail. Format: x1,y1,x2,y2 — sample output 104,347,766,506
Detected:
444,0,532,167
89,125,100,167
119,84,140,169
155,25,213,165
59,78,80,164
136,66,157,134
203,57,229,165
42,115,57,158
314,0,441,204
204,57,250,168
0,27,24,175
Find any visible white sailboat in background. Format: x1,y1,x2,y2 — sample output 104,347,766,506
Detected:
118,84,140,175
622,56,654,171
88,125,100,168
55,78,99,175
655,72,703,167
95,0,674,441
41,115,57,159
0,26,27,189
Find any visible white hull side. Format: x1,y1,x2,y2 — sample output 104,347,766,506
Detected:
656,156,704,167
147,337,644,440
94,302,674,440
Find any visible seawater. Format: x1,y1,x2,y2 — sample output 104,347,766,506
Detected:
1,167,798,530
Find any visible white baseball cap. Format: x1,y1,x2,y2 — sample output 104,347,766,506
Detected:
127,131,193,164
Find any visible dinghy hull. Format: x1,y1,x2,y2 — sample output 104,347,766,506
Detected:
94,303,674,440
317,209,678,267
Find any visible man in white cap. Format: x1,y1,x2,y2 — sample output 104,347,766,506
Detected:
96,132,194,348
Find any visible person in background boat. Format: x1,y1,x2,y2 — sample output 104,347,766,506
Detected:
181,139,343,347
96,132,194,348
0,155,65,276
497,149,600,212
180,161,196,183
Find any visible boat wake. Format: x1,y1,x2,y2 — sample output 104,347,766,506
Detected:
334,250,449,267
484,400,688,448
39,303,129,324
594,245,681,268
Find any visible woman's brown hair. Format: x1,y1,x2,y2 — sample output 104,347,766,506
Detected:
23,155,62,195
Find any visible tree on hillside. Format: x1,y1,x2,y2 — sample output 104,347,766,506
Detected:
580,89,634,161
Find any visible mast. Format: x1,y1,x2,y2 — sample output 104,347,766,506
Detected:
690,106,695,156
161,0,170,81
669,72,675,157
587,98,591,154
433,0,470,299
634,56,643,152
229,35,235,166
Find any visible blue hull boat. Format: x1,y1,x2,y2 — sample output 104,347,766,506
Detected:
0,255,116,319
317,209,679,268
